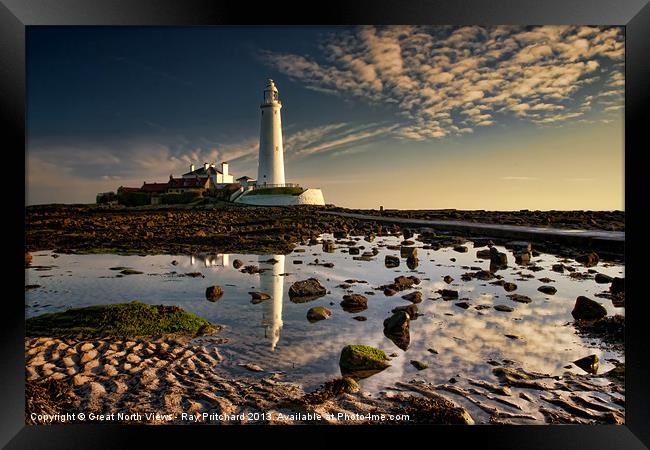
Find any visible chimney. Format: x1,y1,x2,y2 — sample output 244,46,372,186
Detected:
221,162,229,177
204,162,209,170
209,162,215,168
190,164,195,172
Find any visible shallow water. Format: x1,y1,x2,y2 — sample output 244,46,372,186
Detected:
26,234,624,400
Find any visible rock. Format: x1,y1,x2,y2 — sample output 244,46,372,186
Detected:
400,246,417,258
490,247,508,266
391,304,418,317
610,277,624,295
383,311,410,350
476,249,492,259
339,345,390,378
171,260,178,266
411,360,428,370
322,241,335,253
443,275,453,284
241,265,262,274
406,255,419,270
401,291,423,304
79,342,94,352
538,285,557,295
453,245,468,253
384,287,397,296
353,316,367,321
249,292,271,304
340,294,368,312
348,247,360,255
365,233,375,242
473,270,494,281
494,305,514,312
120,269,143,275
437,289,459,299
552,264,565,273
571,296,607,320
307,306,332,322
594,273,613,284
503,282,517,292
232,259,243,269
576,252,599,267
514,251,531,264
508,294,532,304
403,228,413,239
238,363,264,372
205,285,224,301
573,354,599,374
288,278,327,302
455,302,470,309
385,255,400,268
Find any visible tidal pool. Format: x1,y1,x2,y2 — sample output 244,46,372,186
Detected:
25,233,624,420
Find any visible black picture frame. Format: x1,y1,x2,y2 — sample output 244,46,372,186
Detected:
4,0,648,447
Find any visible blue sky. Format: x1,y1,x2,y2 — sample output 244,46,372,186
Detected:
26,26,624,209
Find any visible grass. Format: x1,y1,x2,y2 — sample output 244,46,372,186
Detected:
26,301,220,338
246,187,304,196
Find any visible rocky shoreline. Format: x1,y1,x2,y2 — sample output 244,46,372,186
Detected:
25,203,626,425
25,203,624,259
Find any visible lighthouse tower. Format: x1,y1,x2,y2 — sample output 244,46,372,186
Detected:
257,79,286,186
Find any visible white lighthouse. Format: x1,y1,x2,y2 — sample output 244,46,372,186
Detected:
257,79,286,186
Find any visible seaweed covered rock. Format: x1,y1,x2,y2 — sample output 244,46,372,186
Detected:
339,345,390,378
25,301,220,338
340,294,368,313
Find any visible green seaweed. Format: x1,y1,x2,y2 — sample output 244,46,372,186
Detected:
26,301,219,338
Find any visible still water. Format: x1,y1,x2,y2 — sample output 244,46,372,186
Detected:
26,234,624,395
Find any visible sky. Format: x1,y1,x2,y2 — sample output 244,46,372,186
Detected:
26,26,624,210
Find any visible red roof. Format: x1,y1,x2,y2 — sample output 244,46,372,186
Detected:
168,177,206,188
141,182,169,193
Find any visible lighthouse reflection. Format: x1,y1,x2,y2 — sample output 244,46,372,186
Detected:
190,253,230,267
259,255,285,351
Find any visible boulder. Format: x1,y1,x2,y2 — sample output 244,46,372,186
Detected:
288,278,327,302
383,311,411,350
406,255,419,270
594,273,613,284
402,228,413,239
249,292,271,304
552,264,564,273
322,241,335,253
400,246,417,258
575,252,599,267
340,294,368,312
437,289,459,299
232,259,243,269
391,304,418,317
348,247,360,255
205,285,224,302
503,282,518,292
339,345,390,378
538,285,557,295
385,255,400,268
455,302,470,309
494,304,514,312
453,245,468,253
307,306,332,322
573,354,599,374
571,296,607,320
610,277,624,295
508,294,532,304
476,249,492,259
411,360,428,370
402,291,423,304
443,275,454,284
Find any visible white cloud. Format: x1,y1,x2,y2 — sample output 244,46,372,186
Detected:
259,25,624,140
